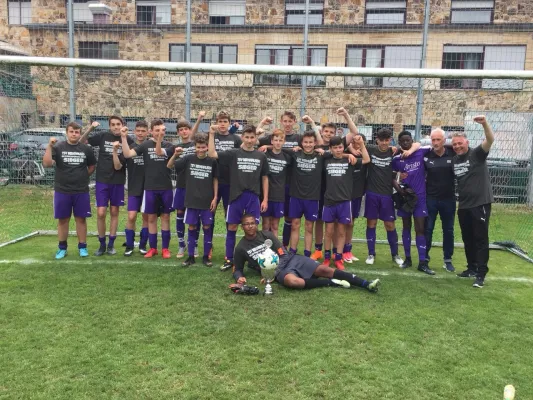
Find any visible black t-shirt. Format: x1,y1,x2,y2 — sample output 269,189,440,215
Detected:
88,131,133,185
218,148,269,203
366,145,394,196
352,160,367,199
265,150,293,202
135,139,174,191
424,147,456,200
453,145,494,209
174,154,218,210
171,142,196,189
126,142,145,197
233,231,288,280
215,133,242,185
259,133,302,149
52,141,97,194
288,150,328,201
323,157,363,206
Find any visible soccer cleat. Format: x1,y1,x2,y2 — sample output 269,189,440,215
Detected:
220,258,234,272
331,279,350,288
79,248,89,257
367,279,381,293
346,251,359,262
342,252,353,264
94,246,106,257
144,248,159,258
182,255,196,267
162,248,171,259
365,255,375,265
176,247,185,258
229,284,260,295
417,262,436,275
401,256,412,269
55,249,67,259
202,256,213,267
443,262,456,273
334,260,345,271
139,247,147,255
106,246,117,256
473,277,484,288
321,258,331,267
310,250,323,261
457,269,477,278
392,255,404,267
124,247,134,257
208,246,213,261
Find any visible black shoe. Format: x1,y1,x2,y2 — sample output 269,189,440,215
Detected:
124,247,134,257
401,257,412,269
202,256,213,267
122,242,127,247
473,277,484,288
139,247,147,255
220,259,234,272
443,261,455,273
457,269,477,278
94,246,106,256
418,262,436,275
182,256,195,267
230,284,260,295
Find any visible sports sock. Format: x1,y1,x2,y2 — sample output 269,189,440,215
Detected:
387,230,399,256
176,215,185,249
343,243,352,254
315,243,323,251
304,250,311,257
332,247,337,254
402,228,411,258
304,278,336,289
125,229,135,248
162,230,171,249
78,242,87,249
416,234,427,262
226,230,237,261
333,270,368,288
282,221,292,247
188,229,196,257
108,235,116,248
366,227,376,255
203,226,213,257
139,227,148,249
289,247,297,255
194,223,200,248
335,252,342,261
98,236,106,248
149,233,157,249
58,240,67,250
324,250,331,260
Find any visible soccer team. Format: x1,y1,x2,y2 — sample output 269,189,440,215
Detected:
43,109,495,290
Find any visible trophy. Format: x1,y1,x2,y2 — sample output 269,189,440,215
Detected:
259,239,279,296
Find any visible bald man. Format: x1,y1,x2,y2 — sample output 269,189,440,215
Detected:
424,128,457,273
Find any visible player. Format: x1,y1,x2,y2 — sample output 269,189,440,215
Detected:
121,120,174,258
168,134,218,267
233,215,380,292
208,124,269,272
42,122,97,259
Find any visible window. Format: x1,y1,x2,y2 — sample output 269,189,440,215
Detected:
90,116,109,130
450,0,494,24
60,114,82,128
254,45,327,86
345,45,421,88
8,0,31,25
124,117,144,131
79,42,119,75
365,0,406,24
66,0,93,22
209,0,245,25
441,45,526,90
21,113,31,129
285,0,324,25
169,44,237,64
137,0,171,25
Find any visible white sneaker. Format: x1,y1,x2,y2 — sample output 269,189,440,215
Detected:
194,247,199,257
176,247,185,258
393,255,404,267
365,255,375,265
331,279,351,288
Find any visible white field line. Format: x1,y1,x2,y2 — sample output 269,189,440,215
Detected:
1,258,533,284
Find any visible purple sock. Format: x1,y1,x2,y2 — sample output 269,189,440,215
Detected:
315,243,323,251
335,252,342,261
125,229,135,248
78,242,87,249
149,233,157,249
108,235,116,248
176,215,185,249
282,221,292,247
226,230,237,260
324,250,331,260
203,227,213,257
402,228,411,258
343,243,352,253
162,230,170,249
387,230,399,256
332,247,337,255
366,227,376,256
98,236,106,247
188,229,196,257
139,228,148,249
289,248,297,255
58,240,67,250
194,225,200,247
416,235,427,262
304,250,311,257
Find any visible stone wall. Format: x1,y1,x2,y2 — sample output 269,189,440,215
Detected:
494,0,533,24
246,0,285,25
323,0,365,25
0,97,37,132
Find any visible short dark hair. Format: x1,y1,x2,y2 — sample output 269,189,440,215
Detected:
66,122,81,133
322,122,336,131
281,111,296,121
135,120,149,129
108,115,124,125
302,130,317,140
241,213,256,224
150,119,165,130
177,120,192,130
241,125,256,135
398,130,412,141
193,133,208,145
329,136,343,147
376,128,393,141
216,111,231,122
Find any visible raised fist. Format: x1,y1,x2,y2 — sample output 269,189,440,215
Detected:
302,115,312,124
336,107,348,116
198,110,206,119
112,141,120,150
91,121,100,128
209,124,219,134
48,137,57,146
473,115,487,125
262,116,273,125
120,126,129,138
174,147,183,155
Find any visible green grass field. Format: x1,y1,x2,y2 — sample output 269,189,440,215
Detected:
1,185,533,399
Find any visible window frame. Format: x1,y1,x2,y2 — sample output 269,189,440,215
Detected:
345,45,385,88
364,0,407,25
168,43,238,64
136,0,172,25
285,0,324,26
450,0,494,24
208,0,246,25
8,0,32,25
78,41,120,76
440,45,485,89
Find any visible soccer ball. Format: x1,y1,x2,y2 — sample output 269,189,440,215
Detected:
257,249,279,270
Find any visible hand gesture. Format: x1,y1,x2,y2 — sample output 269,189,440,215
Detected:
302,115,313,124
48,137,57,146
112,141,120,150
120,126,129,138
391,146,398,155
91,121,100,128
399,172,408,181
473,115,487,125
336,107,348,117
262,116,273,125
401,148,415,159
198,110,206,120
292,146,302,152
233,122,240,129
210,198,217,212
256,128,265,136
258,145,268,153
315,148,325,155
260,199,268,213
353,134,363,146
348,154,356,165
237,277,247,285
174,147,183,156
209,124,219,135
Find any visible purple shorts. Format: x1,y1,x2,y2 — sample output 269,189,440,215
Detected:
397,196,428,218
173,187,186,211
351,197,363,219
54,191,92,219
288,197,319,221
364,191,396,222
184,208,214,226
128,195,143,212
142,189,174,214
95,182,125,208
226,191,261,224
261,201,284,218
216,183,230,212
322,201,352,224
284,185,291,216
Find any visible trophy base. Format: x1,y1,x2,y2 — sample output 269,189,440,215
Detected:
264,283,273,295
